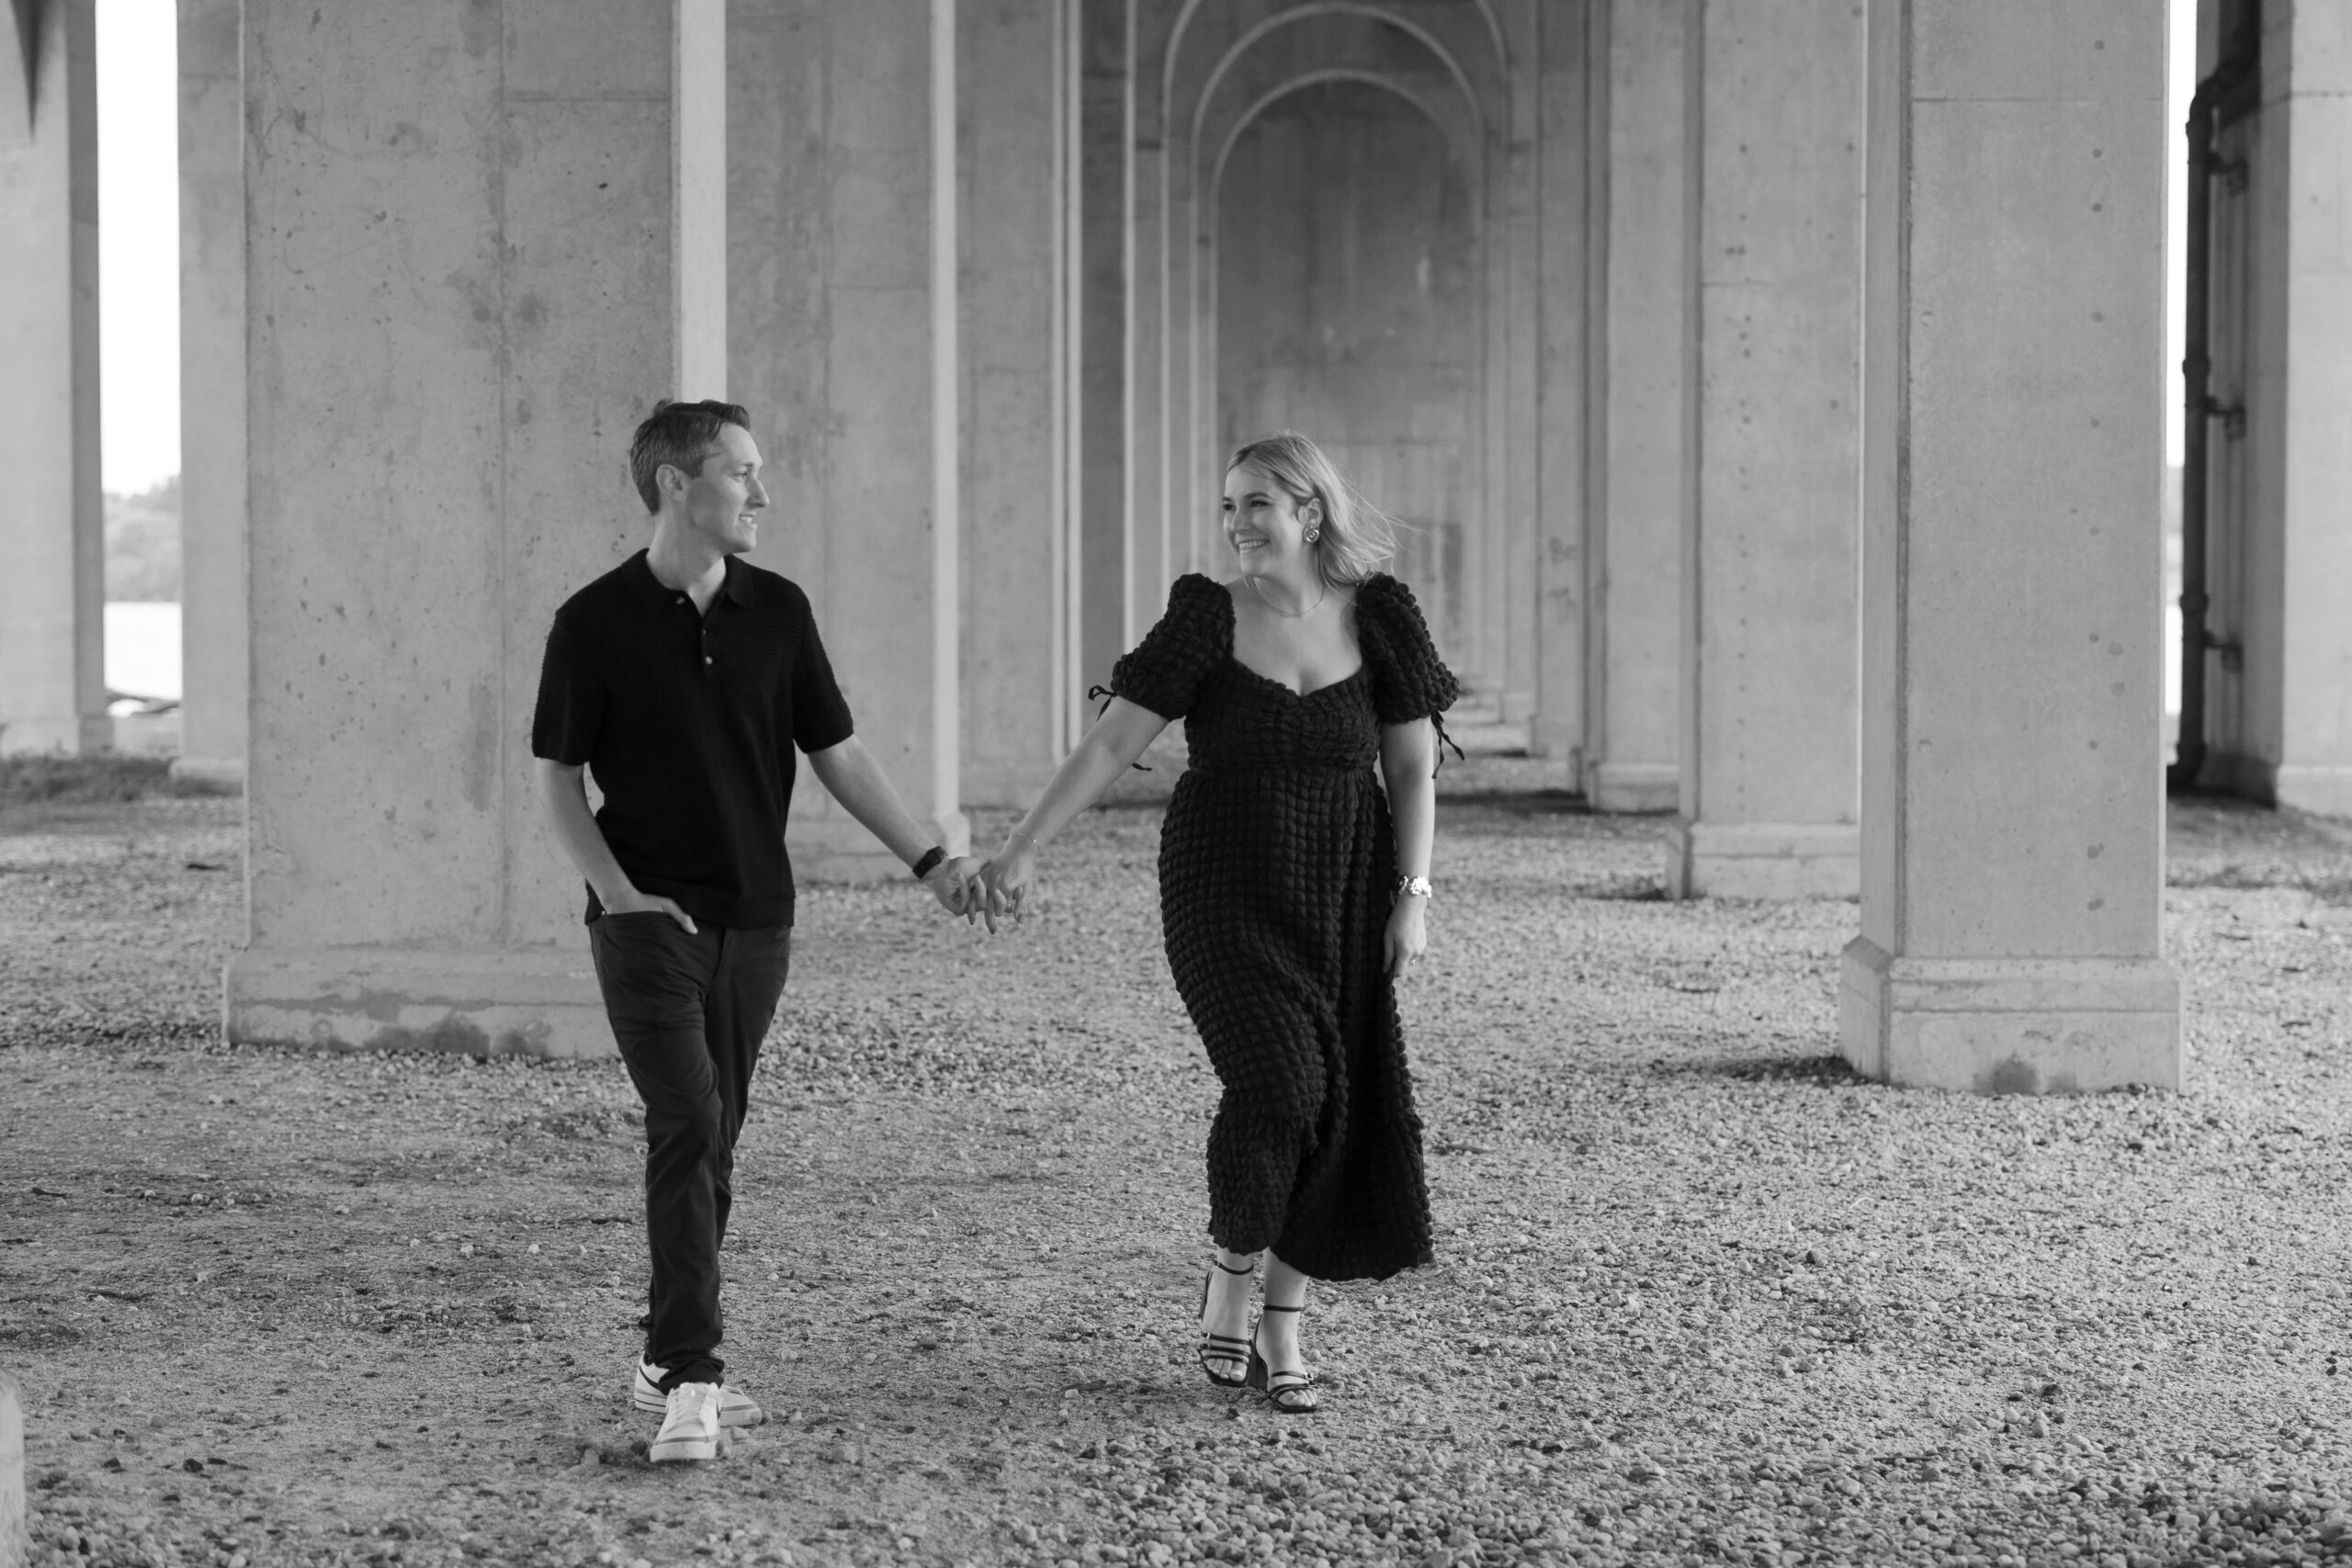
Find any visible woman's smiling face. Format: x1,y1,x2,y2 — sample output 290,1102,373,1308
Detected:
1222,462,1317,577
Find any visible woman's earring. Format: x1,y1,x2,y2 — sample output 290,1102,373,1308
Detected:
1306,528,1321,544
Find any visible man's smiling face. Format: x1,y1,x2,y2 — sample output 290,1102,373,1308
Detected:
675,423,769,555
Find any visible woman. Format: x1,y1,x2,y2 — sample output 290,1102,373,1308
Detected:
978,431,1456,1414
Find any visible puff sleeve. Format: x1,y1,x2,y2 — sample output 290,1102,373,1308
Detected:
1105,573,1232,721
1356,574,1460,728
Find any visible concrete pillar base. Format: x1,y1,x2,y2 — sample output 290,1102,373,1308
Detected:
170,755,246,791
1586,761,1677,814
225,948,609,1058
960,761,1060,814
786,810,972,885
1664,818,1859,900
0,715,110,757
2199,750,2277,803
1839,937,2180,1094
2277,765,2352,819
1,1370,22,1568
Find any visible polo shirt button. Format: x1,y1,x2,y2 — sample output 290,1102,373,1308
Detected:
704,656,713,665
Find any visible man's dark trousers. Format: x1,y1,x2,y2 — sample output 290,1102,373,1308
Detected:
588,912,791,1390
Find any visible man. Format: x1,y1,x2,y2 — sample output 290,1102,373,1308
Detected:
530,400,980,1464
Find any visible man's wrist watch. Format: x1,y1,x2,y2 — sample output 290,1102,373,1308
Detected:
910,845,946,882
1396,874,1432,901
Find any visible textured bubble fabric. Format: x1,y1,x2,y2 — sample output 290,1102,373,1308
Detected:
1111,572,1458,1280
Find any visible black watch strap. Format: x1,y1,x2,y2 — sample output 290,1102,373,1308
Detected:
910,845,947,882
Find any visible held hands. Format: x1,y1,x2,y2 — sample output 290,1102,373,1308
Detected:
922,854,988,924
1384,894,1428,980
975,838,1037,935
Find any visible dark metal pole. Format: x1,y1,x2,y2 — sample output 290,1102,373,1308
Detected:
2170,16,2261,796
2172,81,2217,794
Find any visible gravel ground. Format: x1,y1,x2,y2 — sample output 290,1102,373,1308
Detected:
2,782,2348,1568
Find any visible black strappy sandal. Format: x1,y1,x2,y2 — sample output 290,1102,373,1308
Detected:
1197,1258,1255,1388
1246,1303,1319,1414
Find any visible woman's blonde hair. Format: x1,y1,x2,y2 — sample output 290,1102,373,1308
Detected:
1227,431,1396,587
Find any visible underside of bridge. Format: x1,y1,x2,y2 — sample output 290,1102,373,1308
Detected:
3,1,2346,1090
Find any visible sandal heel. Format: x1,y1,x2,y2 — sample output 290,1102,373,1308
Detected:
1250,1302,1319,1415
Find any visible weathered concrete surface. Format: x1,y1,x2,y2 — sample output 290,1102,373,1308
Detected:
958,0,1064,807
226,0,694,1046
1531,8,1593,780
1843,0,2178,1092
173,0,248,789
727,1,966,867
1583,0,1688,814
0,0,107,757
0,1371,21,1568
1079,0,1131,701
1667,0,1864,897
2203,5,2352,817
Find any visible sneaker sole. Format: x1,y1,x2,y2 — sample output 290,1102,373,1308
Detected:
633,1387,763,1427
648,1433,723,1464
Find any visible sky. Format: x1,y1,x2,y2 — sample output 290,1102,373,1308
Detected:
92,1,2199,497
97,0,179,495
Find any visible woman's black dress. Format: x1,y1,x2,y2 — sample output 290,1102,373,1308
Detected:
1109,572,1457,1280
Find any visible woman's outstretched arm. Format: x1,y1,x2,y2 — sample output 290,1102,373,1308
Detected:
1379,716,1439,977
978,696,1171,930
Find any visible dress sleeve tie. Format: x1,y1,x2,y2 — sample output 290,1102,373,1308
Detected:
1086,683,1154,771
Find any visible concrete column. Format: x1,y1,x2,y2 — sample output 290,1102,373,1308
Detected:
2266,10,2352,815
1841,1,2178,1093
1129,134,1167,646
227,0,720,1055
2206,6,2352,814
1580,0,1689,813
0,0,107,757
673,0,726,400
1665,0,1864,897
1078,0,1133,692
1495,133,1542,728
961,0,1067,805
726,1,966,876
1529,6,1591,773
173,0,247,788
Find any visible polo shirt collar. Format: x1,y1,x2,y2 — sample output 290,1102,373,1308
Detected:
719,555,755,607
621,548,753,613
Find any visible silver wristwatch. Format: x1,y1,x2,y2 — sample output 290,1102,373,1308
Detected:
1395,874,1432,901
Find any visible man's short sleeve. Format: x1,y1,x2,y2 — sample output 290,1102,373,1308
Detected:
530,615,605,765
791,605,856,754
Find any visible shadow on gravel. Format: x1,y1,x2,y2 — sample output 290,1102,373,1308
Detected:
1657,1051,1873,1089
0,754,240,833
2167,863,2352,905
2166,794,2352,904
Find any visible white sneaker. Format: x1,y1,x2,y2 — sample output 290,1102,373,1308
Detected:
632,1360,765,1427
649,1382,728,1464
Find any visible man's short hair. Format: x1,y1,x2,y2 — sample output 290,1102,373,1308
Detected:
628,400,752,513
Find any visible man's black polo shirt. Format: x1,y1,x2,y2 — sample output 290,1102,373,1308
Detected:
530,550,855,928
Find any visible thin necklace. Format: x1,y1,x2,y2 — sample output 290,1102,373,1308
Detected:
1245,573,1326,618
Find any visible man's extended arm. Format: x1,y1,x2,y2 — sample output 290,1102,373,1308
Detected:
804,736,982,914
532,758,698,932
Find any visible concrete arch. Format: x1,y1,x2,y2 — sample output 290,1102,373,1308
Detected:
1209,68,1465,198
1200,69,1484,655
1185,4,1491,175
1155,0,1510,138
1133,0,1531,694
